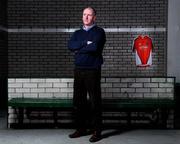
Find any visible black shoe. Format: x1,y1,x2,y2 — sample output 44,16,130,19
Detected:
69,130,87,138
89,131,102,143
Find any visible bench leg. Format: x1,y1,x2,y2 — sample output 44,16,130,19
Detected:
53,110,58,127
127,112,131,126
18,108,24,126
150,109,159,126
161,109,168,128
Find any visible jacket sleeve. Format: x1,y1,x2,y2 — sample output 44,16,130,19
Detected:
68,32,87,52
79,30,106,53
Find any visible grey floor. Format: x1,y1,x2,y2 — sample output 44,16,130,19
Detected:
1,111,180,144
0,129,180,144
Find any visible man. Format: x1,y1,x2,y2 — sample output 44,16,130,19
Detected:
68,7,106,142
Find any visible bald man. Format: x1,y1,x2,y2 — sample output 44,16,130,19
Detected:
68,7,106,142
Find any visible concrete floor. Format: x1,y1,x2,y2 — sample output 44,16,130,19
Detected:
1,110,180,144
0,129,180,144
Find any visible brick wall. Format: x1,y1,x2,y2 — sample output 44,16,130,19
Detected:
7,0,171,127
8,78,175,99
8,0,168,77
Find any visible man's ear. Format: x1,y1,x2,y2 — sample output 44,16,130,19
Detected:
93,16,96,22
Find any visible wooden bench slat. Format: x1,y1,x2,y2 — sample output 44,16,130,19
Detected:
8,98,175,109
8,98,73,108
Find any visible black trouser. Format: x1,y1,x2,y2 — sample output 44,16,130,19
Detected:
73,68,102,132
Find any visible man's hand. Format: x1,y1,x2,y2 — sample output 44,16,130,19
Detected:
87,41,93,45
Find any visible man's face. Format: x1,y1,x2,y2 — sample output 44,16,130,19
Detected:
82,8,96,26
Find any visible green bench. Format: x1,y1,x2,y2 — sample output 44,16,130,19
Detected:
8,97,175,128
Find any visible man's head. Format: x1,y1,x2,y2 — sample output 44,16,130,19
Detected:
82,7,96,27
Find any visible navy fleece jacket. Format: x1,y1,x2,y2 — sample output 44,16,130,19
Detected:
68,25,106,69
